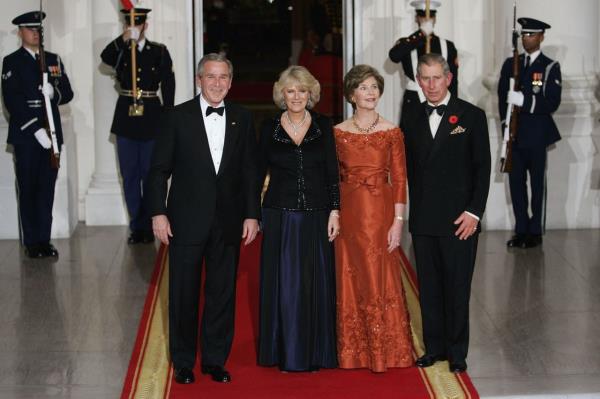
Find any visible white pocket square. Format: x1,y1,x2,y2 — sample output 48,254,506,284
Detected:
450,125,466,135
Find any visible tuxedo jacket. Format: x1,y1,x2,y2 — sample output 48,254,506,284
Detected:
401,96,491,236
498,52,561,149
146,96,261,245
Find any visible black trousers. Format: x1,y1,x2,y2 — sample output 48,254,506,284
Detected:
412,234,478,362
168,222,240,369
509,146,547,235
14,142,58,247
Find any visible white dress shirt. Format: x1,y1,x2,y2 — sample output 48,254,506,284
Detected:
199,94,226,173
427,91,451,138
24,47,38,59
137,38,146,52
525,49,541,67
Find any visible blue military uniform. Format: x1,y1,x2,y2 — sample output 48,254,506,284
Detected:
389,0,458,126
498,17,562,247
1,11,73,258
100,8,175,243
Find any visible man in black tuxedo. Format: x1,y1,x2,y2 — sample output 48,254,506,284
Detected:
401,53,490,373
146,53,260,384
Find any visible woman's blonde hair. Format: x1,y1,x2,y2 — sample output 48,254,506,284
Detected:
273,65,321,110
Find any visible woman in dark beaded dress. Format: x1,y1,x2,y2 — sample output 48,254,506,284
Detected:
257,66,340,372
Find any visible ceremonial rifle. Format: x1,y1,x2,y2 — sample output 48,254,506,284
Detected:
121,0,144,116
38,0,60,169
500,2,520,173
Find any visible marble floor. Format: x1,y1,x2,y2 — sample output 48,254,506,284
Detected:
0,225,599,398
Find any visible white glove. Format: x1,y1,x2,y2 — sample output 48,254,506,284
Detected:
34,128,52,149
420,19,434,36
41,82,54,99
507,90,524,106
127,27,141,41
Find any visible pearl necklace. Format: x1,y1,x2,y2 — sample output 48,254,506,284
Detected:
285,110,308,136
352,113,379,134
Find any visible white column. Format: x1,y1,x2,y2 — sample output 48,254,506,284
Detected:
85,2,128,225
482,0,600,230
349,1,413,123
143,0,196,102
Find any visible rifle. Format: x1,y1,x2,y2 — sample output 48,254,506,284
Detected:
37,0,60,169
500,2,520,173
121,0,144,116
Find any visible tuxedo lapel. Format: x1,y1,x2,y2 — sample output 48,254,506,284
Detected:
186,96,217,175
428,96,463,162
217,102,240,177
413,103,435,165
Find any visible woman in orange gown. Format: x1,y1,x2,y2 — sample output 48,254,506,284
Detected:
333,65,413,372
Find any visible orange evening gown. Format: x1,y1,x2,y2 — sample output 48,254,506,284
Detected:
334,127,413,372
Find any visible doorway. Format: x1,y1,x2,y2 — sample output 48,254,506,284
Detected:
194,0,345,126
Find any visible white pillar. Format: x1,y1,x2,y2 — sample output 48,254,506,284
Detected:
85,2,128,225
482,0,600,230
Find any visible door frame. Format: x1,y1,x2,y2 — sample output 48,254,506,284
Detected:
192,0,356,117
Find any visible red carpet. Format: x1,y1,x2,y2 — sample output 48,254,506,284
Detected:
121,238,479,399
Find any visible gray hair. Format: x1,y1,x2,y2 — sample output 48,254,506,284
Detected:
416,53,450,77
197,53,233,77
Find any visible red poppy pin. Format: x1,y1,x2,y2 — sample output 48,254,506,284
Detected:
448,115,458,124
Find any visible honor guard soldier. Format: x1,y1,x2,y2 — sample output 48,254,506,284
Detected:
1,11,73,258
498,18,561,249
101,6,175,244
389,0,458,126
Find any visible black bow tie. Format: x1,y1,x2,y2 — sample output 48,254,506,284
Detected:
425,104,447,117
206,106,225,116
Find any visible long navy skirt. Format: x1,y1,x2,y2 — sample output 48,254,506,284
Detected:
257,208,338,371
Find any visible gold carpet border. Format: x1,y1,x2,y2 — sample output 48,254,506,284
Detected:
400,256,471,399
130,249,171,399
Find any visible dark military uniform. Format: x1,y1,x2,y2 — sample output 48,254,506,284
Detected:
498,18,561,246
100,27,175,242
389,30,458,125
498,52,561,239
1,12,73,257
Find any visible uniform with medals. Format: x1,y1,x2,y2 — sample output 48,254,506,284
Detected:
1,11,73,258
498,17,562,248
389,0,458,126
100,7,175,244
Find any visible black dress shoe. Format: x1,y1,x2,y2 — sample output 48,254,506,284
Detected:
127,231,143,244
201,365,231,383
174,367,195,384
523,234,542,248
449,360,467,373
40,243,59,258
506,235,526,248
25,245,44,258
141,231,155,244
415,353,447,368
